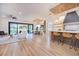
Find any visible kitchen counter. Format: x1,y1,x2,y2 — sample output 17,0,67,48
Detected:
51,31,79,33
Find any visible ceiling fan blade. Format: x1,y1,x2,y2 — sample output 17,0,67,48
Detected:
6,14,17,20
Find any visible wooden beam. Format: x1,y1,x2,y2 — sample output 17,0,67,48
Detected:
50,3,79,15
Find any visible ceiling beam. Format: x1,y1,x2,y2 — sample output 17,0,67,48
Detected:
50,3,79,15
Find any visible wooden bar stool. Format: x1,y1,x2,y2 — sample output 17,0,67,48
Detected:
75,33,79,51
62,32,73,48
52,32,61,44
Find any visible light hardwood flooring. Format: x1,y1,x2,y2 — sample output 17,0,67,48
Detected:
0,34,79,56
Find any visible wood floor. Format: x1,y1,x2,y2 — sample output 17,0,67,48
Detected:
0,34,79,56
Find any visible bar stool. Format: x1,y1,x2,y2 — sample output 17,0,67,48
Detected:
52,32,61,44
75,33,79,51
62,32,73,48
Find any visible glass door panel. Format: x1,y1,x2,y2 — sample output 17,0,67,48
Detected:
10,23,18,35
18,24,28,34
28,24,33,33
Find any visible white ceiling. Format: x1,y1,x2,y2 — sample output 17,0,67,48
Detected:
0,3,59,20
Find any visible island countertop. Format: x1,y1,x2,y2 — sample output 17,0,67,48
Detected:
51,31,79,33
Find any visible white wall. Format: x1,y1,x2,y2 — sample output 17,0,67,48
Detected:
0,17,8,33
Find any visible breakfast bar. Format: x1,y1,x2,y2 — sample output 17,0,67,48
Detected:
51,31,79,51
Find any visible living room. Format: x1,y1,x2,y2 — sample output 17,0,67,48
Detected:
0,3,79,56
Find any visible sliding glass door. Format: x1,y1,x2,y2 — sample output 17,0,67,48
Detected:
9,22,33,35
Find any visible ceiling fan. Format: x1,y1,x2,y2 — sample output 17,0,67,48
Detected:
6,14,17,20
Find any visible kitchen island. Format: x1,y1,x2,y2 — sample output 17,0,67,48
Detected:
51,31,79,51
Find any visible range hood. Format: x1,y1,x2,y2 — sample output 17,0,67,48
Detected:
64,11,79,23
64,11,79,31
